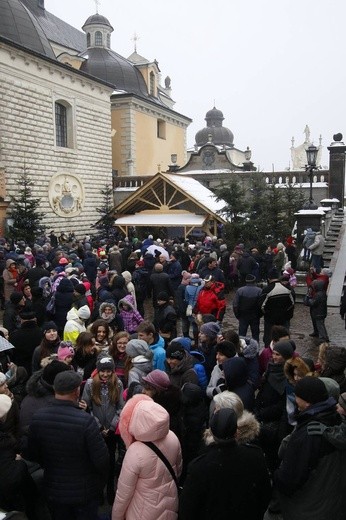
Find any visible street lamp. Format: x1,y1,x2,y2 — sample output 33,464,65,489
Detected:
303,144,318,209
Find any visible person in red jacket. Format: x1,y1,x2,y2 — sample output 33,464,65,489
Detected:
194,276,219,318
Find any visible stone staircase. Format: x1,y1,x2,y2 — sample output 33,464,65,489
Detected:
294,209,345,303
323,208,344,268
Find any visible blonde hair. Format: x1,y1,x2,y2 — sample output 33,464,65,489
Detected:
213,391,244,418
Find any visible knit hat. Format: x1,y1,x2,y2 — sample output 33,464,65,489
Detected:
216,341,236,359
54,371,82,393
295,376,329,404
174,337,192,352
210,408,237,442
219,244,227,252
96,356,115,372
245,274,256,283
181,271,192,285
142,370,170,391
273,340,294,360
74,284,86,295
42,360,71,386
166,342,185,360
200,322,221,339
0,394,12,419
57,342,75,361
0,372,7,385
203,275,214,282
10,292,24,305
42,321,58,334
77,305,91,320
319,377,340,401
98,263,107,273
126,339,153,360
338,392,346,412
268,267,280,280
157,291,169,302
59,257,69,265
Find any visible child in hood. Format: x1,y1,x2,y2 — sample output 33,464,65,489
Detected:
118,294,143,335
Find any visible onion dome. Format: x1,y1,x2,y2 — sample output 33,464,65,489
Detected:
195,106,234,147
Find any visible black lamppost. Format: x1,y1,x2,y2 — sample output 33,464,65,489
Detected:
303,144,319,209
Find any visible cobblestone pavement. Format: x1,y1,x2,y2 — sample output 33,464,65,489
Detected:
220,292,345,359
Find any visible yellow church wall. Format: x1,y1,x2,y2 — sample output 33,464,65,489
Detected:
135,110,185,174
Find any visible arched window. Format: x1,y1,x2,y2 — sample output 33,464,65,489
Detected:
292,176,296,183
107,33,111,48
278,176,282,184
87,32,91,47
321,175,324,182
265,177,269,184
95,31,103,46
150,71,155,96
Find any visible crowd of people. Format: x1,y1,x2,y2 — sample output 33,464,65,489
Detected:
0,231,345,520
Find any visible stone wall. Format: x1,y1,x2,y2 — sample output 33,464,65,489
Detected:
0,41,113,238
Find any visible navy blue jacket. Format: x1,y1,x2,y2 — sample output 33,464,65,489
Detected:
26,399,109,505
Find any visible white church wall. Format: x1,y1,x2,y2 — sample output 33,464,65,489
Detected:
0,41,113,238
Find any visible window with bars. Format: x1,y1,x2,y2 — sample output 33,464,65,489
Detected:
55,102,67,147
95,31,103,46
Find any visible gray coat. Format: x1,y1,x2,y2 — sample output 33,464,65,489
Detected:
82,378,124,431
309,232,325,256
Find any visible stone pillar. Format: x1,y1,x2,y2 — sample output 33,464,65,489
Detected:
295,209,325,247
328,133,346,206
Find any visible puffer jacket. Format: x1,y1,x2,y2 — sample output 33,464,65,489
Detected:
82,377,124,431
118,294,143,334
121,271,137,307
113,394,182,520
27,399,109,505
63,305,90,345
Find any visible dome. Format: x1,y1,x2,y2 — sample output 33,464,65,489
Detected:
80,47,149,98
205,107,224,126
195,107,234,147
82,14,113,30
0,0,55,59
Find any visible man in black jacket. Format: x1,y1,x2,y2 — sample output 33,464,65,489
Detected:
233,274,262,341
26,371,109,520
179,408,271,520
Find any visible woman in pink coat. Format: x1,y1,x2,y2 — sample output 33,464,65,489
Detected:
112,393,182,520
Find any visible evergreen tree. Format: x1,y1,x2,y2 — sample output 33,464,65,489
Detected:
8,166,45,245
92,184,114,239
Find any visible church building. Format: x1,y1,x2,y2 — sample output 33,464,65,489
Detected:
0,0,191,237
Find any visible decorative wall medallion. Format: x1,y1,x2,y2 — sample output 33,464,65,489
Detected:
49,173,84,217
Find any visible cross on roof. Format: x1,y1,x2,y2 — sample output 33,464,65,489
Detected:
131,32,140,52
94,0,101,14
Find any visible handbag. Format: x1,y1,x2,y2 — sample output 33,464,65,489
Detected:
142,441,182,493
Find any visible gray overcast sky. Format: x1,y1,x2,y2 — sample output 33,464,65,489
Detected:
45,0,346,171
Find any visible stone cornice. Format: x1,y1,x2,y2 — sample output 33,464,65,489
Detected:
0,36,114,96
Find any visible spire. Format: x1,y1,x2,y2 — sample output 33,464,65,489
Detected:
94,0,100,14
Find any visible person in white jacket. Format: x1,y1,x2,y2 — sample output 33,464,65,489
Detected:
63,304,90,345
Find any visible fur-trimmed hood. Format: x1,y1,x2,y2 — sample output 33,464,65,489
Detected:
204,410,259,445
284,356,315,384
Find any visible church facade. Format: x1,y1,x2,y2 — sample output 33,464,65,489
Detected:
0,0,191,238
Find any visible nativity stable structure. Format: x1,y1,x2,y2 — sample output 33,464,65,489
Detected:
112,171,227,239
